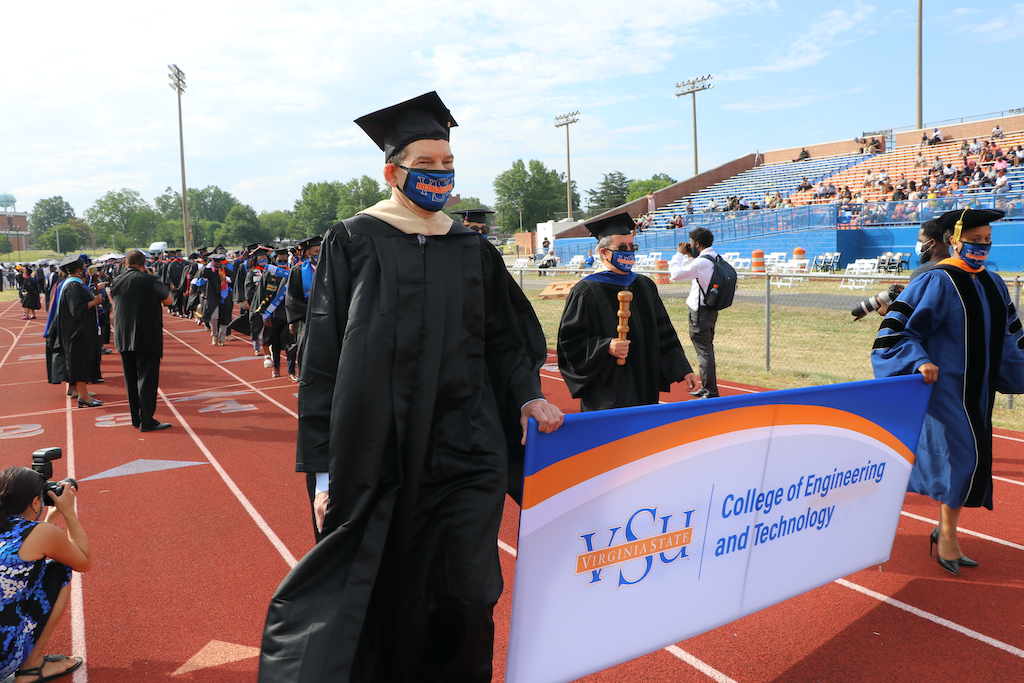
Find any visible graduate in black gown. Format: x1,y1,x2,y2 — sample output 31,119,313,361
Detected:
557,212,698,411
48,256,103,408
284,235,321,375
259,92,563,683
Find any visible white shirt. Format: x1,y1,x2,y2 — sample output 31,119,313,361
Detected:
669,247,717,312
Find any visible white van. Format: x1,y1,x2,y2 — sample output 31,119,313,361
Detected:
148,241,169,253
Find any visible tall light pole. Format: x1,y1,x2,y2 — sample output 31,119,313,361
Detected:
554,111,580,220
675,75,714,176
916,0,923,130
168,64,192,255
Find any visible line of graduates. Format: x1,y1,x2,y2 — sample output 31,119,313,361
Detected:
147,240,322,381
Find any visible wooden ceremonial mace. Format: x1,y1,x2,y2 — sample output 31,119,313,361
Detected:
616,290,633,366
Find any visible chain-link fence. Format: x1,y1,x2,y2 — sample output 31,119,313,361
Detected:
510,265,1024,406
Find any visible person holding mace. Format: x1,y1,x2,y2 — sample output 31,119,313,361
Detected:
557,212,698,411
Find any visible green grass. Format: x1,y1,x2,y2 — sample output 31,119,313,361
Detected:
520,273,1024,432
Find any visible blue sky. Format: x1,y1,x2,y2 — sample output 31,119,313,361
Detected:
5,1,1023,220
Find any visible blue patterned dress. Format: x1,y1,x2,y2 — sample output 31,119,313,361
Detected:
0,516,72,679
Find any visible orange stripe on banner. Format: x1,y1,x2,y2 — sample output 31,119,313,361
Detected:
522,405,914,510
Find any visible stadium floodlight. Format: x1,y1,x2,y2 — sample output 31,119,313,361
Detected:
917,0,922,130
555,112,580,220
675,75,714,176
167,64,193,255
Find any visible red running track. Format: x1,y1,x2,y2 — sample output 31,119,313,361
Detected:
1,297,1023,682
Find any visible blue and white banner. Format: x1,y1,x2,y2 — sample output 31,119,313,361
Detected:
506,376,931,683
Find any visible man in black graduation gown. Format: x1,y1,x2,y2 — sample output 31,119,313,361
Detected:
254,247,295,379
285,235,321,375
451,208,494,235
259,92,563,683
49,255,104,407
109,250,174,431
557,212,698,411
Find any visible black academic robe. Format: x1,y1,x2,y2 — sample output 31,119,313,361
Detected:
198,265,234,323
50,280,100,384
557,272,692,411
259,215,545,683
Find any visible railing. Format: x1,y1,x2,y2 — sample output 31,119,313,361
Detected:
890,108,1024,134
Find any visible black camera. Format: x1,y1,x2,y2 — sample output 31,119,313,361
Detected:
851,284,905,321
31,447,78,506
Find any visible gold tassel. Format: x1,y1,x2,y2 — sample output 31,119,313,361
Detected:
952,208,969,243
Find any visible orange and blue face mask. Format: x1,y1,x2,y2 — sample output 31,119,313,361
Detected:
398,166,454,212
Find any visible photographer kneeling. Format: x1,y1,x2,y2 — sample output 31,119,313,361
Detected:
0,467,91,682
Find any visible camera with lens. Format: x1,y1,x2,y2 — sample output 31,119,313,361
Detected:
31,447,78,506
851,284,904,321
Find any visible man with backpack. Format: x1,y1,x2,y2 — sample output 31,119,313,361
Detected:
670,227,734,399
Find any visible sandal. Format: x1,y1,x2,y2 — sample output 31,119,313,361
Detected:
15,654,83,682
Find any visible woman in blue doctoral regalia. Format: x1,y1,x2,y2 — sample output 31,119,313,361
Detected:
872,208,1024,575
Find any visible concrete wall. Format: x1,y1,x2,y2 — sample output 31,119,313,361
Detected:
763,139,872,165
895,114,1024,148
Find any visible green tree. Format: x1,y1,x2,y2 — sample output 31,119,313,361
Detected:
154,187,183,220
259,210,293,241
85,189,162,251
586,172,631,211
39,226,80,253
293,181,343,238
61,217,95,250
0,235,13,256
493,160,580,232
626,173,677,202
188,186,240,223
336,176,390,221
217,205,267,247
28,197,76,242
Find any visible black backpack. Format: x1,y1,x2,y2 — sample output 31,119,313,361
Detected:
699,253,737,310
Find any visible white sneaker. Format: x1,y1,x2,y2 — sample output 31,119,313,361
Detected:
263,356,273,368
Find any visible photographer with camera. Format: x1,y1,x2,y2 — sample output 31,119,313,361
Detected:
669,227,722,398
0,461,91,682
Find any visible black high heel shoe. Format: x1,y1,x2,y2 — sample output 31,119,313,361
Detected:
77,397,103,408
930,527,972,573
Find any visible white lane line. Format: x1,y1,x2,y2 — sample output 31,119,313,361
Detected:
994,475,1024,487
64,395,89,683
994,433,1024,443
163,329,297,418
836,578,1024,659
899,511,1024,552
158,388,298,568
0,319,29,372
496,540,737,682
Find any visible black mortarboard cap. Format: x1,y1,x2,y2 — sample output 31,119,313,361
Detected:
354,91,458,160
210,253,225,261
273,248,289,257
59,254,84,272
188,252,199,259
937,208,1005,243
452,209,494,224
252,246,272,255
244,242,261,252
297,235,323,250
585,212,635,240
213,244,226,253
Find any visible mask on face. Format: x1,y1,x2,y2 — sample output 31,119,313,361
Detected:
608,250,635,273
398,165,454,212
915,239,933,258
957,242,991,269
308,254,318,266
256,259,268,269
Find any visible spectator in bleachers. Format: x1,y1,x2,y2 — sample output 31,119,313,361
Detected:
995,170,1011,194
932,155,944,172
797,177,812,192
583,249,595,268
686,199,694,214
705,197,719,212
914,151,928,168
969,138,981,155
981,143,995,163
793,148,810,162
877,169,889,187
781,197,794,209
994,155,1009,173
738,196,751,210
959,141,970,160
908,181,920,201
919,132,930,148
862,169,876,189
969,168,984,189
929,128,943,145
992,124,1004,140
1013,145,1024,167
892,186,908,202
943,162,955,178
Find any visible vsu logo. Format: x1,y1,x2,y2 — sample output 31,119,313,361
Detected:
577,506,696,588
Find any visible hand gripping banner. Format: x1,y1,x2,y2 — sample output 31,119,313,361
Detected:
506,376,931,683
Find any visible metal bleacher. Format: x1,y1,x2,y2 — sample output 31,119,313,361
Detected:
650,152,871,228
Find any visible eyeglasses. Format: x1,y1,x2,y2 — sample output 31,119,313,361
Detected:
604,244,639,252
